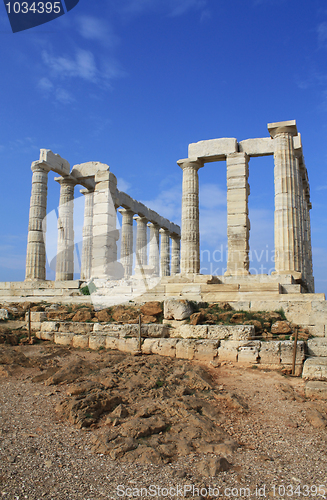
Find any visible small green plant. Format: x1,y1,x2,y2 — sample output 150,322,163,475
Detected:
80,286,90,296
275,307,286,320
156,379,164,388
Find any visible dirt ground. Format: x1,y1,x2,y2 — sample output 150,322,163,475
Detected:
0,342,327,500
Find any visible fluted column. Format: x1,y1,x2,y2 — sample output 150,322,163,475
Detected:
304,196,314,292
119,209,134,278
177,158,203,275
25,162,50,281
134,216,148,272
268,120,300,274
148,222,160,276
160,228,170,277
171,235,180,275
80,189,94,281
225,153,250,276
55,177,75,281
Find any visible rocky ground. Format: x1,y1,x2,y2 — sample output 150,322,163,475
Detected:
0,342,327,499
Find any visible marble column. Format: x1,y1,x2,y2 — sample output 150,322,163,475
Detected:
171,235,180,275
119,208,134,278
25,162,50,281
134,216,148,272
225,152,250,276
91,170,124,279
160,228,170,277
55,177,75,281
80,189,94,281
148,222,160,276
177,158,203,275
268,120,301,275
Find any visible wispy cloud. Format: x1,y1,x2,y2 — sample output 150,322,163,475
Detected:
76,16,119,47
318,22,327,47
119,0,207,17
117,178,132,193
42,49,98,82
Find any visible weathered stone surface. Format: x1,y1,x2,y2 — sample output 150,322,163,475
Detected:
54,333,74,346
193,340,219,362
72,309,93,322
271,321,292,335
305,381,327,400
41,321,60,333
0,309,9,321
177,325,208,339
189,312,204,325
207,325,254,341
94,310,111,322
303,358,327,381
196,457,231,477
280,341,305,365
40,331,54,342
259,341,281,364
164,299,193,321
25,311,47,322
59,322,93,334
73,335,89,349
188,137,238,161
238,345,260,364
175,339,196,360
305,408,327,429
307,338,327,357
89,335,106,350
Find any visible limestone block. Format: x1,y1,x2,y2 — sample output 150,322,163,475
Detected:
238,345,260,364
0,309,9,320
93,323,121,336
306,325,325,337
280,341,305,365
307,339,327,357
309,301,327,325
59,322,93,334
176,340,196,360
227,177,248,190
284,301,312,325
40,322,60,333
238,137,274,157
178,325,208,339
218,340,243,362
305,381,327,400
227,199,248,214
89,335,106,350
116,338,139,353
227,165,249,179
259,342,281,364
71,161,109,179
193,340,219,362
142,325,170,338
54,333,74,346
118,325,139,338
250,301,289,313
73,335,89,349
40,331,54,341
25,312,47,322
302,358,327,381
188,138,238,161
106,337,119,350
164,299,193,320
39,149,70,175
227,188,247,203
207,325,254,341
152,339,178,357
227,214,248,228
142,339,160,354
163,319,188,329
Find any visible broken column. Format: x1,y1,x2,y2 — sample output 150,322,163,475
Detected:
171,234,180,275
80,189,94,281
178,158,203,275
134,216,148,272
148,222,160,276
225,152,250,276
160,228,170,277
25,162,50,281
268,120,301,275
55,177,75,281
119,208,134,278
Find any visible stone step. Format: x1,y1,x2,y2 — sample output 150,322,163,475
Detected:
307,338,327,357
302,357,327,381
305,381,327,400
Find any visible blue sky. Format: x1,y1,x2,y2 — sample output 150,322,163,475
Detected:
1,0,327,294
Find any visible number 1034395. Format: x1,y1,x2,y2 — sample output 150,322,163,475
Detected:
5,2,62,14
271,484,326,497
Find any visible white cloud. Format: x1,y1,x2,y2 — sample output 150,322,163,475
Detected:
318,22,327,47
119,0,207,17
42,49,98,82
76,16,119,47
140,184,182,223
117,178,132,193
200,183,226,209
38,77,54,92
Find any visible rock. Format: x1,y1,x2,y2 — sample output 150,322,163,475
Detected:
140,302,163,316
189,312,204,325
305,408,327,429
95,310,111,322
271,321,292,335
141,314,157,324
245,320,262,333
45,360,93,385
229,313,246,324
305,381,327,400
197,457,231,477
110,404,129,419
0,309,9,321
72,309,93,322
122,446,163,465
218,312,232,322
164,299,193,321
120,415,167,439
112,305,139,323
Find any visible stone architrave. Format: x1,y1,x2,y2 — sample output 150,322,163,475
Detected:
160,228,170,277
134,216,148,272
148,222,160,276
171,235,180,275
177,158,203,275
268,120,301,275
25,161,51,281
55,177,75,281
80,189,94,281
119,208,134,278
225,152,250,276
91,169,123,279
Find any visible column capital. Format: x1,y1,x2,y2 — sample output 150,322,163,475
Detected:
80,188,94,195
119,207,134,216
177,157,204,171
268,120,298,138
147,221,160,228
159,227,170,235
133,215,147,223
55,175,77,187
31,161,51,173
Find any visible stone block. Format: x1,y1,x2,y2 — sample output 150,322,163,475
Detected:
116,338,139,353
302,358,327,381
164,299,193,320
106,337,119,350
59,322,93,334
40,331,54,342
142,339,160,354
188,137,238,161
259,341,281,364
41,321,60,333
0,309,9,320
227,214,248,227
226,166,248,179
193,340,219,362
238,137,274,157
89,335,106,350
93,323,121,336
176,339,196,360
307,339,327,357
227,177,248,190
309,301,327,325
306,325,325,337
152,339,178,357
305,381,327,400
163,319,188,329
284,302,311,325
178,325,208,339
73,335,89,349
218,340,242,362
54,333,74,346
280,341,305,365
207,325,254,341
25,312,47,322
142,324,170,338
238,345,260,364
227,199,248,214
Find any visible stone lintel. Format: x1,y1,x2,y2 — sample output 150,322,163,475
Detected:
188,138,238,162
71,161,110,179
238,137,274,157
267,120,298,138
39,149,70,176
